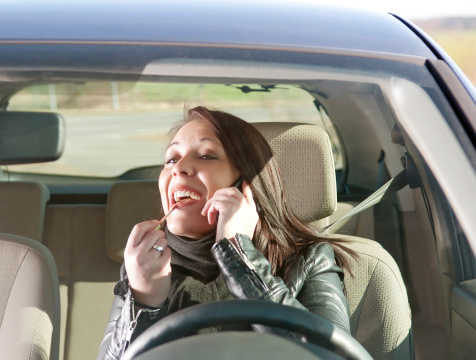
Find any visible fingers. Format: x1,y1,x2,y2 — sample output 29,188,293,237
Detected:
125,220,171,264
201,191,241,224
149,240,171,263
125,220,171,260
200,187,239,216
206,203,218,225
200,182,259,227
136,227,165,252
127,220,161,248
124,220,172,308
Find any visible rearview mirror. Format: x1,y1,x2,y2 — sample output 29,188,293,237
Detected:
0,111,65,165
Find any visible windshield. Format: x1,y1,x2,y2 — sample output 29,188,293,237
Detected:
5,82,341,178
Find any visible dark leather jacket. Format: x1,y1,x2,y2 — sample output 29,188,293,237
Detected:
96,234,350,360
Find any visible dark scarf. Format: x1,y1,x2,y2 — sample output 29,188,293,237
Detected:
164,227,234,324
165,226,220,281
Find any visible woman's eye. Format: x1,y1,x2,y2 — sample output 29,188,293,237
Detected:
165,158,178,165
199,154,216,160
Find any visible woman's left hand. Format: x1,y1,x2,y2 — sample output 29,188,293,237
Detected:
201,180,259,242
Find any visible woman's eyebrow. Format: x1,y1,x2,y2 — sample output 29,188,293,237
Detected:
166,138,221,150
200,137,220,145
166,141,179,150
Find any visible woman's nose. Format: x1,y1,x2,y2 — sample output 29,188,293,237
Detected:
171,156,194,176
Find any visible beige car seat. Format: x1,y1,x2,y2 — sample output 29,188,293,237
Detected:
253,122,413,360
104,122,413,360
0,181,50,241
0,232,61,360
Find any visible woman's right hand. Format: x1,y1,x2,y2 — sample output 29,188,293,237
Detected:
124,220,172,307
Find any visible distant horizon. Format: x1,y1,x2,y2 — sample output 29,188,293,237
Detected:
410,15,476,22
302,0,476,21
412,16,476,29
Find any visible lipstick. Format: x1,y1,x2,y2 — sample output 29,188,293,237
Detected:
155,198,192,230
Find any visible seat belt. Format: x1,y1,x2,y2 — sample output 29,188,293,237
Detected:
374,150,403,263
321,152,421,233
321,169,408,233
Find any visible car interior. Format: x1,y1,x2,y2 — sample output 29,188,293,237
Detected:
0,53,475,360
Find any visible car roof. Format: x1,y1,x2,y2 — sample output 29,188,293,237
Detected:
1,0,435,59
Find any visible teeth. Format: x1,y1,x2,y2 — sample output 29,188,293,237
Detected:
173,190,201,202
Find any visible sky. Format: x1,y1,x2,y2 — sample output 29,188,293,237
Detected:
310,0,476,20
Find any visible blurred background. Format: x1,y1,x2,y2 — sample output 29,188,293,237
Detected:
413,18,476,86
313,0,476,86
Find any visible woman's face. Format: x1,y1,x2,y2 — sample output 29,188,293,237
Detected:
159,119,240,238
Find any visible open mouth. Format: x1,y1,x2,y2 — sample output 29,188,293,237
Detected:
172,190,201,204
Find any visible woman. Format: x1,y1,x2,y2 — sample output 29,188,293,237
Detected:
97,106,353,359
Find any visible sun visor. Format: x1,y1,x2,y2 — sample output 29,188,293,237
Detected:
0,111,65,165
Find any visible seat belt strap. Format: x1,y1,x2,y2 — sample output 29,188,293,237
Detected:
321,169,408,233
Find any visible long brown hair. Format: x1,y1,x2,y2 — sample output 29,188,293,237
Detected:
169,106,354,277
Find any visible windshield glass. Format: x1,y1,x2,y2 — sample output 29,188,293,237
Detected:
5,82,341,178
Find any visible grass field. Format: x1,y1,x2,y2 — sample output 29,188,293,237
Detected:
427,30,476,86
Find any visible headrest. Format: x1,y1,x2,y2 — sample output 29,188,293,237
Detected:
0,233,60,360
106,181,161,263
0,181,50,242
105,123,337,263
252,123,337,222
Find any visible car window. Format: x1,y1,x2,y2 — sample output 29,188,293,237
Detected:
5,82,343,178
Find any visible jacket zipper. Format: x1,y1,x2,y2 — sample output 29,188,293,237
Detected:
122,299,141,356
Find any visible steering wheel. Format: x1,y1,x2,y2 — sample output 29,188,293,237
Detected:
122,300,372,360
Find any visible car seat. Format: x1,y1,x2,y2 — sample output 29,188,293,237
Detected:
0,181,50,241
253,122,413,360
0,232,61,360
